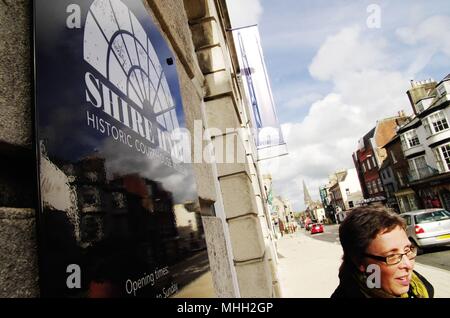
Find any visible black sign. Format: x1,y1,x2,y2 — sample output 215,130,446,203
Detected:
34,0,212,297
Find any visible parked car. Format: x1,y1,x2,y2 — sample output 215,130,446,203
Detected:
400,209,450,254
310,223,324,234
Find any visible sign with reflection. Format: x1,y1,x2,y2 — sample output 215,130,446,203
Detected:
34,0,212,297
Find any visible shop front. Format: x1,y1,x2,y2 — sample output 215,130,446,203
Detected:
409,172,450,212
394,188,420,213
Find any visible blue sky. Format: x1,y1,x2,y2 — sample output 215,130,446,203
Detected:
226,0,450,210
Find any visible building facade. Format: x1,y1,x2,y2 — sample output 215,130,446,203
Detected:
327,168,363,211
353,115,408,204
382,134,420,213
396,75,450,211
319,184,335,223
271,195,295,234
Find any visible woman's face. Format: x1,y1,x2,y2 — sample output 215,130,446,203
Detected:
360,226,415,296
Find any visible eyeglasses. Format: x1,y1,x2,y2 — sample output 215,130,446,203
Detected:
363,246,417,265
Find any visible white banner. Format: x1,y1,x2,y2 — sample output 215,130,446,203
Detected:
232,25,287,160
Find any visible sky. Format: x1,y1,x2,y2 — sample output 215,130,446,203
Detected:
226,0,450,211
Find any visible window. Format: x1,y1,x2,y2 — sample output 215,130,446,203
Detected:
408,156,427,180
82,187,100,206
372,180,378,193
416,102,424,113
367,182,372,194
398,198,405,212
423,118,432,135
415,210,450,224
362,162,366,173
386,168,391,178
372,156,377,168
434,147,444,172
377,178,383,192
437,84,447,97
348,201,354,208
397,171,404,186
427,111,449,134
367,159,371,170
400,134,408,150
417,97,434,113
407,194,418,210
435,143,450,172
402,130,420,148
112,192,126,208
390,150,397,163
386,183,394,197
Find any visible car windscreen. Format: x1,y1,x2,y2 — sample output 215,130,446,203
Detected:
414,210,450,224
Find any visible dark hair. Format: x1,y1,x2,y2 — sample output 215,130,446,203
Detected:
338,205,406,275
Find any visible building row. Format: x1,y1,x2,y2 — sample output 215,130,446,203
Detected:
319,168,363,223
352,74,450,214
263,174,296,236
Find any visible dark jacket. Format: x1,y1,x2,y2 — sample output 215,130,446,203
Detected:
331,268,434,298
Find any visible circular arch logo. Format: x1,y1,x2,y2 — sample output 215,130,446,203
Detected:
83,0,180,137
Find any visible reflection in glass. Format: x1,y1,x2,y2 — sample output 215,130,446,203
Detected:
39,140,208,297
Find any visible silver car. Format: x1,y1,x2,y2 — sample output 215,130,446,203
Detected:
400,209,450,253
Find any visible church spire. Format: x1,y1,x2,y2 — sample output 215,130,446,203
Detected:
303,180,313,209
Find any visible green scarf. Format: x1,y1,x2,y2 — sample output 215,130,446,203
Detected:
353,271,429,298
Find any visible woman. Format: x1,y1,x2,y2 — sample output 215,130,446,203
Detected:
331,205,434,298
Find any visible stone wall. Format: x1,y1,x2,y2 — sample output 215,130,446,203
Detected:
148,0,239,297
0,0,39,297
0,0,32,148
185,0,277,297
0,208,39,297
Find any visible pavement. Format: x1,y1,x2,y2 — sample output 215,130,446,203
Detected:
173,271,216,298
276,226,450,298
277,228,342,298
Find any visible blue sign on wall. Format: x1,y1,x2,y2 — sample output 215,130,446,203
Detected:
34,0,212,297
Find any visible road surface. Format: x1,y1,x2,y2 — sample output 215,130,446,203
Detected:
306,224,450,271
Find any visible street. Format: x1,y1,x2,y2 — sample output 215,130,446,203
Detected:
306,224,341,245
307,224,450,272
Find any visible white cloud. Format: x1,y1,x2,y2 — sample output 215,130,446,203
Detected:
271,80,327,108
250,0,450,212
226,0,263,28
396,15,450,53
284,92,323,110
309,26,389,81
263,26,418,211
396,15,450,76
258,1,366,51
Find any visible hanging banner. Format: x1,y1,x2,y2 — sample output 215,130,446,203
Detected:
34,0,213,297
232,25,287,160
